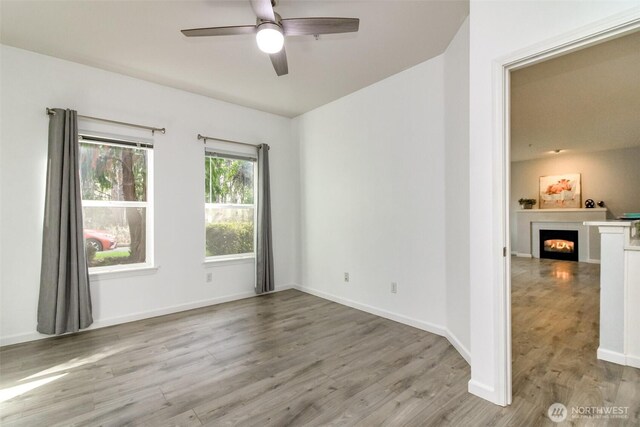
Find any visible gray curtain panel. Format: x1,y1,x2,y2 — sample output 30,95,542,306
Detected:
256,144,274,294
37,108,93,335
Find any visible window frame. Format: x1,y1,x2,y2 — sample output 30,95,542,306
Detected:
79,134,154,275
204,150,257,263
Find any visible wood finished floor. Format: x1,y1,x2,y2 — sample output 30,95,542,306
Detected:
0,258,638,426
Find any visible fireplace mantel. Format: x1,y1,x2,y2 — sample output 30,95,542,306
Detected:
514,208,607,261
516,208,607,213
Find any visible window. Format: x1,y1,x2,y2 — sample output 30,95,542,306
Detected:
205,152,256,259
79,135,152,270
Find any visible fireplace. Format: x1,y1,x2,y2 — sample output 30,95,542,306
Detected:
539,229,579,261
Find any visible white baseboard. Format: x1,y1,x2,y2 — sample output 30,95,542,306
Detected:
468,379,506,405
585,258,601,264
445,329,471,364
597,347,626,365
292,285,471,365
293,285,446,337
0,285,294,347
626,354,640,369
3,283,474,371
597,348,640,368
515,253,532,258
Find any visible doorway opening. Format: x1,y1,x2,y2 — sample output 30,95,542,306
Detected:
507,28,640,409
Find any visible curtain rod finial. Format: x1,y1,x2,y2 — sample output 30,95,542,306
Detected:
46,108,56,115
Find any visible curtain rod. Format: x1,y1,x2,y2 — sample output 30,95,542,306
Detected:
197,134,260,148
46,108,166,135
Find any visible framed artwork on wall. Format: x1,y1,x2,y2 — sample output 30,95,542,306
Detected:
539,173,581,209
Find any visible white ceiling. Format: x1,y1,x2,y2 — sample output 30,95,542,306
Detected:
0,0,469,117
511,30,640,162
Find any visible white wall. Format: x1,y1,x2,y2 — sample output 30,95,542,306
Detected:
444,19,470,355
510,146,640,257
0,45,300,345
295,51,448,337
294,20,471,361
511,146,640,223
469,0,640,404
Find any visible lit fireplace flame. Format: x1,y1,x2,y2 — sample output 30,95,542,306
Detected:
544,239,575,253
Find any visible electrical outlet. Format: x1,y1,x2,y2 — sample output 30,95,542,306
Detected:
344,272,350,283
206,272,213,283
391,282,398,293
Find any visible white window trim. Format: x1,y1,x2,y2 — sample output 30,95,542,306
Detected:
203,254,255,267
204,152,257,263
80,139,155,275
83,200,147,208
89,264,159,279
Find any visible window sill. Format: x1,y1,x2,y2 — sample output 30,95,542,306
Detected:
203,255,255,267
89,265,159,280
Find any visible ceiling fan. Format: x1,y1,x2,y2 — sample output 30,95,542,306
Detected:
181,0,359,76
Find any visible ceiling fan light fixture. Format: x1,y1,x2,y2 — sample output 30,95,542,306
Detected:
180,0,360,76
256,22,284,54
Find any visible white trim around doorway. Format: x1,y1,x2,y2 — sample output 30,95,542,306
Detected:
492,9,640,407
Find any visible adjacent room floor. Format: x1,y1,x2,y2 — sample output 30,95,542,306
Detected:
1,260,639,426
510,257,640,425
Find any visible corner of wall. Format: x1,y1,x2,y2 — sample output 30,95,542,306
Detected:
443,16,471,356
289,117,303,287
446,328,471,364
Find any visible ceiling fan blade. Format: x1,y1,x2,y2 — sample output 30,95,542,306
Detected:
181,25,256,37
269,47,288,76
250,0,275,22
281,17,359,36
